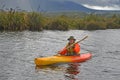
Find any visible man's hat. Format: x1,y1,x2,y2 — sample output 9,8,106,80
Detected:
67,36,76,41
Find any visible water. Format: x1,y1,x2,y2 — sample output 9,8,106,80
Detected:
0,29,120,80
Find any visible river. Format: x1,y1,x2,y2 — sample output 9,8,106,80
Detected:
0,29,120,80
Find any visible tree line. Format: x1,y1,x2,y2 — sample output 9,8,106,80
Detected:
0,10,120,31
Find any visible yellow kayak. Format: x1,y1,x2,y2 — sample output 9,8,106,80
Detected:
34,53,92,66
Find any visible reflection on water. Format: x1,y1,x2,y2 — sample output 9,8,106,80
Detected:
35,65,64,72
35,63,81,80
65,63,80,80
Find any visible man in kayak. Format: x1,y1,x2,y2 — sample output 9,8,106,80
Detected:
58,36,80,56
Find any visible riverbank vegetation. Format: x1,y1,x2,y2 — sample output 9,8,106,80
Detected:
0,9,120,31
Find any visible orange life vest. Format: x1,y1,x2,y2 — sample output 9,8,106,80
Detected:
59,43,80,56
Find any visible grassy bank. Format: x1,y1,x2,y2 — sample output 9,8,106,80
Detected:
0,10,45,31
0,10,120,31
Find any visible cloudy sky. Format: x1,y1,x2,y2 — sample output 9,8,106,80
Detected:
0,0,120,11
69,0,120,10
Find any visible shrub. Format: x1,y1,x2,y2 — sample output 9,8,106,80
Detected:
45,17,69,31
27,12,44,31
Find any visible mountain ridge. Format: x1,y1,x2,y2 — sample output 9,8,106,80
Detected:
0,0,120,13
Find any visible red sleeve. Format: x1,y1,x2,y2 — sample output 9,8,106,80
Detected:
59,47,67,55
74,43,80,54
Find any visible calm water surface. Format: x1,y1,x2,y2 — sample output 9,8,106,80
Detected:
0,29,120,80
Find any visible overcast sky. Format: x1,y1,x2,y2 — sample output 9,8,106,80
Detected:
0,0,120,11
69,0,120,10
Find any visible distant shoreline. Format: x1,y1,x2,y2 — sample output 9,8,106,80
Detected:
0,10,120,31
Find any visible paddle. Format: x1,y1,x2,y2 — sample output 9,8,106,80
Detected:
56,35,88,55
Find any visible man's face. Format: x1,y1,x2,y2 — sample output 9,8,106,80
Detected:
69,39,75,44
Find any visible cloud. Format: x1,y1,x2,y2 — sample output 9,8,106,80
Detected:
68,0,120,10
70,0,120,5
82,4,120,10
